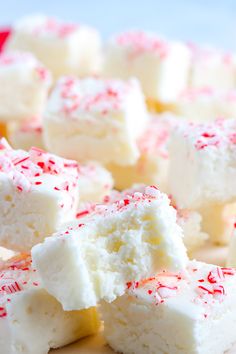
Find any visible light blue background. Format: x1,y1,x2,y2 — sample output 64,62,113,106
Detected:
0,0,236,49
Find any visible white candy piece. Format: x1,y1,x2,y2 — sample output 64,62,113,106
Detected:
227,226,236,267
0,255,100,354
103,30,191,102
101,261,236,354
173,87,236,122
77,162,113,203
6,14,102,79
188,43,236,90
43,77,148,165
108,114,176,191
176,208,208,253
0,139,79,252
168,119,236,244
100,185,208,253
8,120,113,202
9,117,45,151
32,186,188,311
0,51,51,122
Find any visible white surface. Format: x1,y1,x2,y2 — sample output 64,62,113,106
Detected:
32,187,187,311
0,51,51,121
0,142,79,252
51,244,233,354
6,14,102,79
103,31,191,101
173,88,236,122
0,256,99,354
43,77,148,165
168,119,236,208
0,1,236,50
102,260,236,354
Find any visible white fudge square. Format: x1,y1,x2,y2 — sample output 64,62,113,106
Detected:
0,139,79,252
0,254,100,354
188,43,236,90
99,185,208,253
0,51,51,122
173,87,236,122
168,119,236,244
43,76,148,165
78,162,113,203
175,208,208,253
198,202,236,245
108,114,176,191
103,30,191,102
32,186,188,311
168,119,236,207
9,119,116,203
6,14,102,79
101,261,236,354
9,116,45,151
8,118,114,202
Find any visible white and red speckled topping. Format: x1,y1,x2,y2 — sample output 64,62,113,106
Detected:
0,51,51,82
179,87,215,101
114,30,169,58
50,76,140,116
18,116,42,134
76,185,162,220
32,17,78,38
127,261,236,317
15,15,79,39
73,185,162,223
179,87,236,103
137,115,177,158
187,42,233,65
0,139,78,199
0,254,40,318
177,119,236,151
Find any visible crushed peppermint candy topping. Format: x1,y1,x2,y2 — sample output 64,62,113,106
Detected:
0,254,40,318
31,17,78,38
0,140,78,203
0,52,51,82
126,262,236,316
93,185,161,214
179,87,236,103
51,77,138,116
35,65,51,82
76,185,163,221
18,116,43,134
115,31,169,58
179,87,215,100
127,273,180,305
177,119,236,150
137,115,176,158
195,267,235,303
0,51,36,66
65,185,163,235
187,42,233,64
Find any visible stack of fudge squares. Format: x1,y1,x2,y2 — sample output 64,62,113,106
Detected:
0,12,235,354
